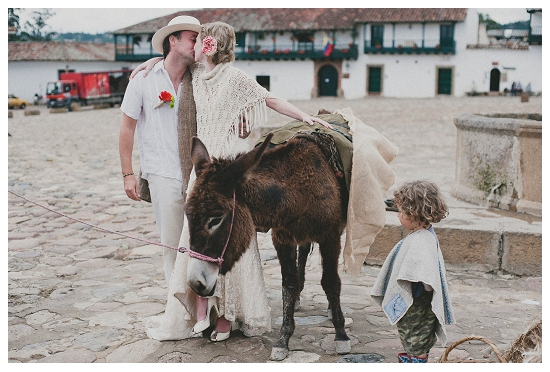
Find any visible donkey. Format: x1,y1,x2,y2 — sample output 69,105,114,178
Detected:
184,132,351,361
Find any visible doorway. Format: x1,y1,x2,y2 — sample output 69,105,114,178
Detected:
489,68,501,92
437,68,453,95
318,65,338,96
367,66,382,94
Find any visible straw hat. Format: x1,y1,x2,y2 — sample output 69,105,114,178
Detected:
151,15,201,54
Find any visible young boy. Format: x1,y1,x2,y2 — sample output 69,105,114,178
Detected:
371,180,455,362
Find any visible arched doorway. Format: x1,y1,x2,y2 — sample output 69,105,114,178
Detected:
318,65,338,96
490,68,501,92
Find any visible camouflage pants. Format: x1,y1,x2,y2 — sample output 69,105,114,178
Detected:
396,289,437,356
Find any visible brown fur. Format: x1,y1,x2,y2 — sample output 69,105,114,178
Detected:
186,133,351,359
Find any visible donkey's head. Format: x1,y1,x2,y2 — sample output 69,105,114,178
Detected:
184,134,273,297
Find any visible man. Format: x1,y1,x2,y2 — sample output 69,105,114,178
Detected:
119,16,200,285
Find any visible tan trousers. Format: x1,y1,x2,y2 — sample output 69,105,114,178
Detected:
147,174,185,285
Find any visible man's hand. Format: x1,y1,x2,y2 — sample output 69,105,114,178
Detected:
124,174,141,201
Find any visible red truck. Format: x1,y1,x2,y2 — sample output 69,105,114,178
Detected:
46,70,131,111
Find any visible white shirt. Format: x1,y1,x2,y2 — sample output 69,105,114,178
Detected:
121,61,183,182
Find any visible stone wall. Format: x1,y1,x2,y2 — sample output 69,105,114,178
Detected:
452,113,542,216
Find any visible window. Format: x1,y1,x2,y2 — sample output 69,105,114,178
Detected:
256,75,270,91
235,32,245,50
293,31,314,50
371,25,384,47
440,25,454,47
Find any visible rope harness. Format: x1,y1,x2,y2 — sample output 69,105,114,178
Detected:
7,190,236,267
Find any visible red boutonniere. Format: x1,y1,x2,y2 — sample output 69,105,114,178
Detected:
154,91,175,109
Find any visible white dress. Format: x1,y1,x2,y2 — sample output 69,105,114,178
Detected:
144,63,273,340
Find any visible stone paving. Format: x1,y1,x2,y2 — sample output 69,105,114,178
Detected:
7,96,542,363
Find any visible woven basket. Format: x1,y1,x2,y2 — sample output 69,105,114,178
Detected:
439,336,508,363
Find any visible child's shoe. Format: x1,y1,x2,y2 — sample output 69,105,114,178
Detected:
410,353,429,363
397,353,411,363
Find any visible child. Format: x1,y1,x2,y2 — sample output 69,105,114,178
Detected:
371,180,455,363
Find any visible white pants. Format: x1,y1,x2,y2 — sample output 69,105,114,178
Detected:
147,174,184,285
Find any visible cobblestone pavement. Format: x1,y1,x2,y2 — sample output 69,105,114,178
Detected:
7,96,542,363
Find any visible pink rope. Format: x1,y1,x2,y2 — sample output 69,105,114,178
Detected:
8,190,235,266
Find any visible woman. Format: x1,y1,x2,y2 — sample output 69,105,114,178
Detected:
141,21,332,342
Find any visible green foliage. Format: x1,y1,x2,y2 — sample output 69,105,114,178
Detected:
19,9,57,41
479,13,502,30
470,161,509,196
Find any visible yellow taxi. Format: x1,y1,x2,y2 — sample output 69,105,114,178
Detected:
8,94,29,109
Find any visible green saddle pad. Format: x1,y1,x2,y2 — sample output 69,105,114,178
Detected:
256,113,353,192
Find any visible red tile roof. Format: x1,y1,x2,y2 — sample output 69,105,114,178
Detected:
8,41,115,61
113,8,468,34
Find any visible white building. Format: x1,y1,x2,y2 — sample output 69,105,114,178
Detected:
111,7,542,99
8,8,542,102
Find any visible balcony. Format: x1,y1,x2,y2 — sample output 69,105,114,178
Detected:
529,26,542,45
235,43,358,61
364,39,456,54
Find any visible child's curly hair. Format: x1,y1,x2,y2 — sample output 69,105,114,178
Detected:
200,22,235,65
393,180,448,225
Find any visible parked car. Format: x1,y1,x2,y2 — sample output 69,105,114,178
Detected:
8,94,29,109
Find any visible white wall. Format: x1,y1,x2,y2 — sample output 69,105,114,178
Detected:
235,60,315,100
457,47,542,94
8,61,137,102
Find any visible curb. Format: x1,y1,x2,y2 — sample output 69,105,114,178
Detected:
366,211,542,276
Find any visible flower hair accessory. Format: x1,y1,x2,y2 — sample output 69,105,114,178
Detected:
154,90,175,109
202,36,218,56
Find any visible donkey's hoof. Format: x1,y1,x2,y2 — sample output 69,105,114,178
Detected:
270,347,289,361
335,340,351,354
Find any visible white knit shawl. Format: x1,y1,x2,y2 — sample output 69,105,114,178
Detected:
192,63,275,157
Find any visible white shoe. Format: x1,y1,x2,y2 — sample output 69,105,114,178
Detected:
210,329,230,342
192,297,217,334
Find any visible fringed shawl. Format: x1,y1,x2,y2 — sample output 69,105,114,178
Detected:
192,63,275,158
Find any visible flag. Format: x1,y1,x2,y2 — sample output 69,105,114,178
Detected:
323,42,334,57
323,33,334,57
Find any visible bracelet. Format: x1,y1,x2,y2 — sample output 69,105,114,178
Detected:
123,172,134,178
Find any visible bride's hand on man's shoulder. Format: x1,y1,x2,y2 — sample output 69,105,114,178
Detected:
130,57,162,79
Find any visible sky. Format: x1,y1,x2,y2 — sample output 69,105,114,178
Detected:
15,2,537,35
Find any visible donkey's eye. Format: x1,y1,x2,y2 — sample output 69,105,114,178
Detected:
206,216,224,231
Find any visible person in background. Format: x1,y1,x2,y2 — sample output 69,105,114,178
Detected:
371,180,455,363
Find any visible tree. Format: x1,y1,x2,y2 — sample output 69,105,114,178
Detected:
8,8,20,28
19,9,58,41
478,13,501,30
8,8,21,41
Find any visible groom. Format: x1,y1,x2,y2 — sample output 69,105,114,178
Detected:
118,15,200,285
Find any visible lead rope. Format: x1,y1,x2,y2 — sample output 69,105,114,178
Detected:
7,190,235,266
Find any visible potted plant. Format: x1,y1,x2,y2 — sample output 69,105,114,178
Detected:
341,48,349,53
297,49,305,54
260,49,269,54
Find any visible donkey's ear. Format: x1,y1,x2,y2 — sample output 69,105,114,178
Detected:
191,137,211,177
221,133,273,187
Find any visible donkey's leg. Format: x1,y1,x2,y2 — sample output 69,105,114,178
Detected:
319,238,351,354
270,243,300,361
295,243,311,310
